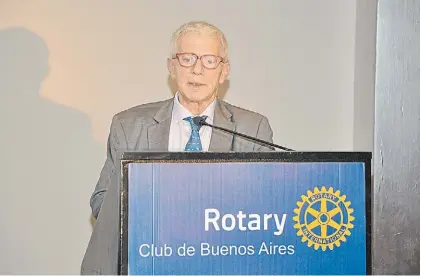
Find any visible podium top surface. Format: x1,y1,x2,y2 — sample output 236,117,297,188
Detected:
120,151,372,163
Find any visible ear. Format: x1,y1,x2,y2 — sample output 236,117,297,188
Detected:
219,63,230,84
167,58,176,79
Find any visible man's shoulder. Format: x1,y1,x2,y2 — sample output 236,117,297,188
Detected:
219,100,267,123
113,98,172,122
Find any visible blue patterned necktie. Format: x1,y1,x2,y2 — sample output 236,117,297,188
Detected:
183,116,206,151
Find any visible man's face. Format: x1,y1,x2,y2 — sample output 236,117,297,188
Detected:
168,32,229,105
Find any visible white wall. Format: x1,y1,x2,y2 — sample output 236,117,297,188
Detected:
0,0,376,274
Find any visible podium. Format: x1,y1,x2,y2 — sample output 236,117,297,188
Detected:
116,152,372,275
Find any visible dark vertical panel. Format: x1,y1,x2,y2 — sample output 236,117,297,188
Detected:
373,0,420,274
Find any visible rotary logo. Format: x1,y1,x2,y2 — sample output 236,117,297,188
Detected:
293,186,354,251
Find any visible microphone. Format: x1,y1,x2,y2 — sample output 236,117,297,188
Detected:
193,116,294,151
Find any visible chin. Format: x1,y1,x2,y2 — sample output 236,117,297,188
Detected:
180,89,214,103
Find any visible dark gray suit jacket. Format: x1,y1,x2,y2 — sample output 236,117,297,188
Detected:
81,97,274,275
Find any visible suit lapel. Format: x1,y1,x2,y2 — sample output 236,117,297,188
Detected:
147,99,173,151
209,100,235,151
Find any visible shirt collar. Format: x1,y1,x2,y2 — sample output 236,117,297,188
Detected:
172,91,216,123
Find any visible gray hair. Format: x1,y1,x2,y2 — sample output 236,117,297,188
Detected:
170,21,229,61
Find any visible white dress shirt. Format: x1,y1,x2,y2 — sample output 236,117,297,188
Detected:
168,92,215,152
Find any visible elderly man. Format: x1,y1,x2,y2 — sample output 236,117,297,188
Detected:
90,21,275,219
81,21,274,275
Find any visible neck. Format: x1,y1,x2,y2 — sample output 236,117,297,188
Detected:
178,94,216,115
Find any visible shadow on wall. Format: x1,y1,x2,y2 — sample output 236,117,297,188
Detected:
0,27,102,274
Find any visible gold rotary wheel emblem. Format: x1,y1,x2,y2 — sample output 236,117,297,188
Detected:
293,186,354,251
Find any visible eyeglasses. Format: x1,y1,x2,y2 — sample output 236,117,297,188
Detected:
173,53,226,70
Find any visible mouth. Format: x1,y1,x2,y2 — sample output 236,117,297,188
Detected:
188,82,206,87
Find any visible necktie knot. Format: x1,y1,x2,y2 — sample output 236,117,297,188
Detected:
183,116,207,131
183,116,199,132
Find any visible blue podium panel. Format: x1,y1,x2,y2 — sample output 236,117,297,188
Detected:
124,160,369,275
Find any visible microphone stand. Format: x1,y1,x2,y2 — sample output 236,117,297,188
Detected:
193,116,294,152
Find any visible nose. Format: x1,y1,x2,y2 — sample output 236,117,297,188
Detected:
192,58,204,75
